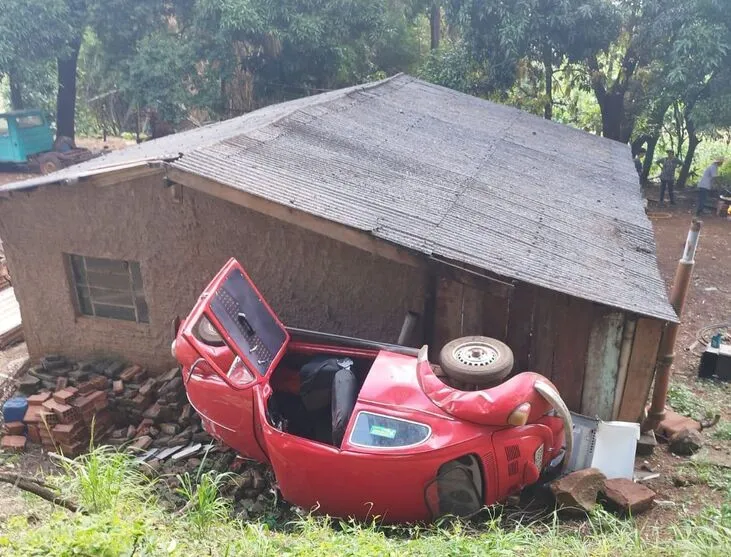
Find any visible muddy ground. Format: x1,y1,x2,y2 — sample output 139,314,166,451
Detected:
0,168,729,531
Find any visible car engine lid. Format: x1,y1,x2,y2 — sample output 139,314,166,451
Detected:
207,258,289,377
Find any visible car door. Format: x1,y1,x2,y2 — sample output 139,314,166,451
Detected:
178,258,289,459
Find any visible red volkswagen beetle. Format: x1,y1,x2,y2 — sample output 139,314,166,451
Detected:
172,259,573,523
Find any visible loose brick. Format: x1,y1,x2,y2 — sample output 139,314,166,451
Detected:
1,435,27,452
39,409,59,429
4,422,25,435
142,403,162,421
120,365,144,382
159,423,179,436
127,425,137,439
26,424,41,444
113,380,124,395
78,375,108,395
27,392,51,406
130,435,153,451
53,387,78,405
178,404,192,425
23,405,43,424
55,376,69,391
138,378,156,397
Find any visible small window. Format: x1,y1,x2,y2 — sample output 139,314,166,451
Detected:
0,118,8,136
349,411,430,448
16,114,44,128
68,254,149,323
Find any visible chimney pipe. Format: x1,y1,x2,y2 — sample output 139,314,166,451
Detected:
643,218,702,432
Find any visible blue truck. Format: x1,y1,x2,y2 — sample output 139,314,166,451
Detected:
0,109,97,174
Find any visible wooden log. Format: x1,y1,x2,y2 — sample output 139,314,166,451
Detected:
505,284,537,373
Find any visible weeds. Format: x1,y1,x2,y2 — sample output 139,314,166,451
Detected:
667,383,718,420
57,445,155,513
176,470,232,532
713,421,731,441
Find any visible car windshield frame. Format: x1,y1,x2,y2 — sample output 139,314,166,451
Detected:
348,411,431,450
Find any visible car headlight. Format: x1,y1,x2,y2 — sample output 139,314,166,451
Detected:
171,339,177,359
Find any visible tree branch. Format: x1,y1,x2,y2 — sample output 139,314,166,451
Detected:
0,472,80,513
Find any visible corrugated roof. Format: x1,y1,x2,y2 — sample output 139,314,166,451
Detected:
0,74,676,322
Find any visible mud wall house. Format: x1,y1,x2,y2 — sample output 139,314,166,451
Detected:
0,75,677,422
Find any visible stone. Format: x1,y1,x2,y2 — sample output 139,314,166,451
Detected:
658,410,701,439
142,403,161,420
159,376,182,395
160,423,179,436
550,468,606,513
112,381,124,395
17,375,41,395
601,478,656,515
669,428,704,456
104,361,126,379
636,431,658,457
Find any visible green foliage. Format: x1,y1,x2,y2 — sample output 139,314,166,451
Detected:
713,421,731,441
176,470,233,532
667,382,718,421
57,445,156,513
418,41,488,95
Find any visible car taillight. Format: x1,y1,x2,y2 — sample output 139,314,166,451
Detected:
228,356,255,386
507,403,531,426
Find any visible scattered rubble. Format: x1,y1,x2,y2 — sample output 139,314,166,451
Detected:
550,468,606,513
669,429,704,456
636,431,658,457
601,478,656,515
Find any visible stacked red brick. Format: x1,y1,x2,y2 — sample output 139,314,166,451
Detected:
21,384,112,457
7,355,201,458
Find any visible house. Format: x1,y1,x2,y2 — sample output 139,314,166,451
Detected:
0,74,676,422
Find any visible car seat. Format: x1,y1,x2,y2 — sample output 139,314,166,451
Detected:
331,367,358,447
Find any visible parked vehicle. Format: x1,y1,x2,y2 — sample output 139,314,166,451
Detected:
172,258,573,523
0,110,98,174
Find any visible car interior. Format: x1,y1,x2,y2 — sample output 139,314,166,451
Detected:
267,348,376,448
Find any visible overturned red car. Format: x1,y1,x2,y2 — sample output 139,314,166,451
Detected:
172,258,573,523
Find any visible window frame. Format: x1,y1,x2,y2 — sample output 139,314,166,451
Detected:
67,254,149,324
15,114,44,129
348,411,432,450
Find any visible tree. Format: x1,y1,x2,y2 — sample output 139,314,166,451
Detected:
0,0,69,109
446,0,620,120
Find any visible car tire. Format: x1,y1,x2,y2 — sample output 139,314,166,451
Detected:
37,152,62,175
439,336,514,387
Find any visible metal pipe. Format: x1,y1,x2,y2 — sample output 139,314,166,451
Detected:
644,218,702,431
397,311,421,346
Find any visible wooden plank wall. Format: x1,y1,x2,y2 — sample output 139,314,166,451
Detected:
432,271,665,420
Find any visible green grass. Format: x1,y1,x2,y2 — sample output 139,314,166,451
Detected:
713,422,731,441
667,382,719,421
1,446,731,556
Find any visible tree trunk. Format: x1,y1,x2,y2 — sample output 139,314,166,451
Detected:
543,49,553,120
8,70,24,110
599,92,625,141
430,3,441,50
643,135,659,182
677,118,700,189
56,38,82,140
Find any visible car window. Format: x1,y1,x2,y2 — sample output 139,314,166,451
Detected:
0,118,8,136
16,114,44,128
349,411,430,448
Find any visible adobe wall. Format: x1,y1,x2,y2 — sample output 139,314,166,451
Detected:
0,173,427,369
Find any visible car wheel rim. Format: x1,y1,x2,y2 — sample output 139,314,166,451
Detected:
453,342,498,366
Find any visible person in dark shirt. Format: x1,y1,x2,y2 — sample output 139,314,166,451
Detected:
657,150,682,205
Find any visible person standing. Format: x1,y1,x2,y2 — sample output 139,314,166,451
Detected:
696,158,725,216
657,150,682,205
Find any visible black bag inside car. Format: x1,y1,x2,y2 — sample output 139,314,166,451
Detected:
299,356,354,412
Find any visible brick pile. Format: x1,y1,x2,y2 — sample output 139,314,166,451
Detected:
3,354,207,458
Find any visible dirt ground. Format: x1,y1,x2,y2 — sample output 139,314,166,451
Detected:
0,170,729,531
